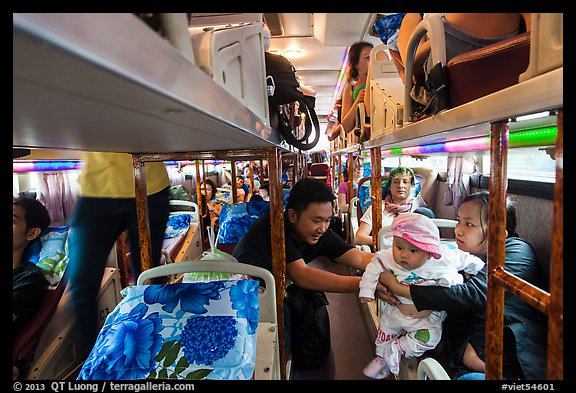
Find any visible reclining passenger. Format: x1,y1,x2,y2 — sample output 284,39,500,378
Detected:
13,196,51,379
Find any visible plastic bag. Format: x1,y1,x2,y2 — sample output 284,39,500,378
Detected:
182,227,248,283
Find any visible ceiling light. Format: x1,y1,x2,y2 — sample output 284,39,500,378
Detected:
283,49,303,59
515,111,550,122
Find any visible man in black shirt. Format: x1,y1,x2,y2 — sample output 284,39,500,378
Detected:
233,177,375,293
13,196,51,337
13,196,51,379
234,178,381,374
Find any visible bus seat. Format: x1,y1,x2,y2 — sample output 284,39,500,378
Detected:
169,200,200,223
13,273,68,379
309,162,329,181
402,14,531,122
14,226,71,378
446,32,530,108
78,261,279,380
431,218,457,241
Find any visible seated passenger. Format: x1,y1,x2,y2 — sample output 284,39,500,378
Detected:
201,179,222,221
354,166,437,247
13,196,51,379
233,178,375,291
360,213,484,379
13,196,51,338
397,13,530,85
378,191,547,380
282,165,294,189
340,42,373,134
235,175,247,203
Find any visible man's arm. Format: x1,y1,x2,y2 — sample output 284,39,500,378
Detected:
287,258,362,293
334,247,373,271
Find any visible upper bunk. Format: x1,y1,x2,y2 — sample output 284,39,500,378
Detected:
332,13,563,155
13,13,285,155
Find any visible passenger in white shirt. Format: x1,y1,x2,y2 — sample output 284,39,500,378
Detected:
354,166,437,247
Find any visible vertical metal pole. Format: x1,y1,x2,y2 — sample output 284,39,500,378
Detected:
293,154,300,182
267,147,287,380
231,161,238,203
132,154,153,272
485,120,509,380
195,160,205,250
371,148,382,250
347,153,354,200
338,154,343,185
547,109,563,379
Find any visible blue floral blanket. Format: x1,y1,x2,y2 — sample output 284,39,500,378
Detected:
78,279,260,380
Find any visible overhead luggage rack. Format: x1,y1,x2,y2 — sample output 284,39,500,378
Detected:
13,13,282,154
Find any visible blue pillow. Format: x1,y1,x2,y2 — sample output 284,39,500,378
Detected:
30,226,69,286
218,201,271,244
78,279,259,380
165,213,192,239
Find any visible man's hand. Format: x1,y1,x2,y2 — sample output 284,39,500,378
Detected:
375,282,400,305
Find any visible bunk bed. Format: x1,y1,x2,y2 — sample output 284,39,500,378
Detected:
330,13,563,380
13,13,291,380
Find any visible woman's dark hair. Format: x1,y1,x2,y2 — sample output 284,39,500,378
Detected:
13,196,51,232
347,41,373,81
286,178,335,214
202,178,218,201
342,155,360,182
462,191,519,243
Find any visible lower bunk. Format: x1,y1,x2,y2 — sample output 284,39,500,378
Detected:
79,260,280,380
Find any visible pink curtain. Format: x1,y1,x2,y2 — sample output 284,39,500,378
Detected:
442,154,476,209
38,171,80,224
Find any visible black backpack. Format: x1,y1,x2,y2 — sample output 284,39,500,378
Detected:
265,52,320,151
285,285,331,370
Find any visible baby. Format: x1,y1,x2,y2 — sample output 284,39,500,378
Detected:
359,213,484,379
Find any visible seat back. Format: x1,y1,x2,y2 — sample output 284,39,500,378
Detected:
309,162,329,180
447,32,531,107
137,260,277,324
417,357,451,380
13,273,68,378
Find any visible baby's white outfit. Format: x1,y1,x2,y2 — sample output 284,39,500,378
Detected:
359,243,484,376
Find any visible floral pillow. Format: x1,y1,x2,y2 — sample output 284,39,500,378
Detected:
164,213,192,239
217,201,270,244
26,226,69,286
78,279,260,380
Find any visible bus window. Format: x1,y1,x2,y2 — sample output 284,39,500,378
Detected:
481,147,556,183
382,155,448,173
